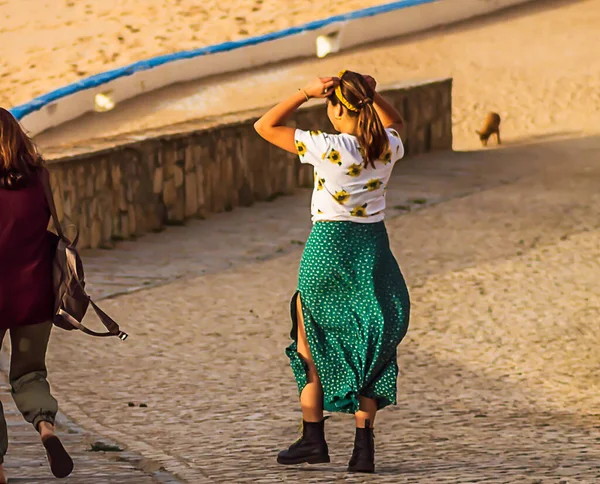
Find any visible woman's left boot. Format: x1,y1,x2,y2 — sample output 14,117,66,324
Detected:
348,419,375,473
277,419,330,465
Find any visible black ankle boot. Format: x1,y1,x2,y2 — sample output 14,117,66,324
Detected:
348,419,375,473
277,419,330,465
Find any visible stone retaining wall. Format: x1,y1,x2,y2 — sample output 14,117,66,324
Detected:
46,78,452,249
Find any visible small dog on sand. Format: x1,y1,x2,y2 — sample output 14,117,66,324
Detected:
476,112,501,146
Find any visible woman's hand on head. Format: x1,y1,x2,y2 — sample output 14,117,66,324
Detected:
302,77,338,99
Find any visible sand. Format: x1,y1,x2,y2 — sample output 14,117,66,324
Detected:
0,0,389,109
30,0,600,154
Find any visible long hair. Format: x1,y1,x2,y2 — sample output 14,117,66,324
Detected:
329,70,389,168
0,107,44,189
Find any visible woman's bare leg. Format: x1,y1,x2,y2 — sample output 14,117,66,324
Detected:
355,396,377,428
296,295,324,423
277,296,330,465
38,420,57,440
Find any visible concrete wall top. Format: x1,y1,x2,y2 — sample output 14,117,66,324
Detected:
44,78,453,250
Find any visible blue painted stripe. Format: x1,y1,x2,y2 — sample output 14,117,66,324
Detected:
9,0,438,120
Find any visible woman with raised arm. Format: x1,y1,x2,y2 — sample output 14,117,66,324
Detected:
0,108,73,481
254,70,410,473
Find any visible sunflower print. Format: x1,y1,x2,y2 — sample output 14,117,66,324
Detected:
380,150,392,165
347,163,362,177
296,140,307,157
363,178,382,191
317,177,326,191
317,209,324,214
309,130,322,136
333,190,350,205
324,149,342,166
389,129,400,138
351,203,368,217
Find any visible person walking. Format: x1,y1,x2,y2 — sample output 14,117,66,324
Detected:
0,107,73,481
254,70,410,473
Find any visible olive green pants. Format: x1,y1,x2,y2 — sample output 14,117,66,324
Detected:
0,321,58,464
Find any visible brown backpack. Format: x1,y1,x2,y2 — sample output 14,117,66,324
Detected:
41,170,128,341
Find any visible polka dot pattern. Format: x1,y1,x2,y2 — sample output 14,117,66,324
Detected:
285,221,411,414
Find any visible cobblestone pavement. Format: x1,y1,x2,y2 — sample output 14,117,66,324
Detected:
82,146,528,301
28,134,600,483
0,357,180,483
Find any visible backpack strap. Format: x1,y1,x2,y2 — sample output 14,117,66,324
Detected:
39,168,66,240
62,251,128,341
57,307,128,340
89,299,128,341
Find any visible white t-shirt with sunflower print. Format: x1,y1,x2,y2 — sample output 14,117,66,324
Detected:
295,128,404,224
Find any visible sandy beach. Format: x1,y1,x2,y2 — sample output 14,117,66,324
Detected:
1,0,389,108
26,0,600,154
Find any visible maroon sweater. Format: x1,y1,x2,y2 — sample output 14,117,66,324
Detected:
0,169,54,329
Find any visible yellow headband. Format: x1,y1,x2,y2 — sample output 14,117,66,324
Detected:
335,70,359,112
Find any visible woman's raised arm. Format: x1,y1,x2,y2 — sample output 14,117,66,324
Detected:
254,77,336,153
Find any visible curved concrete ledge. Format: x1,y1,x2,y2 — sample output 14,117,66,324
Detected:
45,79,452,249
11,0,535,136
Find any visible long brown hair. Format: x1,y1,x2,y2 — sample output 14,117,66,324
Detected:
329,70,388,168
0,107,44,189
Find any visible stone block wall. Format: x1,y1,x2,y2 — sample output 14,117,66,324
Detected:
46,78,452,249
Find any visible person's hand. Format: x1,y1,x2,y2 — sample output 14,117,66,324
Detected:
363,74,377,92
302,77,338,99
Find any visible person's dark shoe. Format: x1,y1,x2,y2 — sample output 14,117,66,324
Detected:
348,419,375,473
277,419,330,465
42,434,74,478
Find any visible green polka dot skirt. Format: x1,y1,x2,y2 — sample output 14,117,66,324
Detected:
286,221,410,414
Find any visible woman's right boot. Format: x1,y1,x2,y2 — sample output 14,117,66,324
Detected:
277,419,330,465
348,419,375,473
